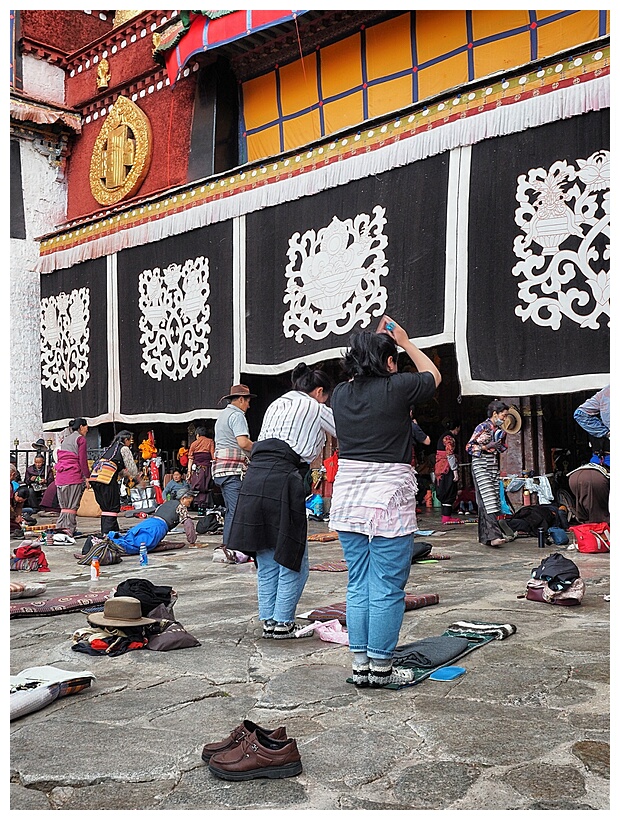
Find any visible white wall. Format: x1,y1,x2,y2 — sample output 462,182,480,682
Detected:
11,136,67,448
22,54,65,105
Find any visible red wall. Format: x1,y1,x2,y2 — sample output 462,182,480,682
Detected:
21,10,112,54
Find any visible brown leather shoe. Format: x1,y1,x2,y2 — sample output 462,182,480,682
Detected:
208,730,302,780
201,721,286,763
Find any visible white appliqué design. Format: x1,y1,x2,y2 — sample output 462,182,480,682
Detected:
40,288,90,393
513,150,610,330
139,257,211,381
283,206,389,342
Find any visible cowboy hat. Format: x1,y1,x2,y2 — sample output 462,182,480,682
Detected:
503,406,522,435
31,439,47,450
86,596,156,628
219,384,256,402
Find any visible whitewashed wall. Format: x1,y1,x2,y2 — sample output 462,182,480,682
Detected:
11,58,68,450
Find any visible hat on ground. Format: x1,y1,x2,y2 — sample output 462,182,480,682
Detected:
31,439,46,450
86,596,156,628
180,489,198,499
219,384,256,402
503,406,522,435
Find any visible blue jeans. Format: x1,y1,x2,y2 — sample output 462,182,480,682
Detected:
256,546,309,623
338,531,414,660
214,475,242,546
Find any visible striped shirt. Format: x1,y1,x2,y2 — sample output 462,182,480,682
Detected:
258,390,336,464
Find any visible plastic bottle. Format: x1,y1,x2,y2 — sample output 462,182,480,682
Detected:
90,558,100,580
46,529,54,546
139,542,148,567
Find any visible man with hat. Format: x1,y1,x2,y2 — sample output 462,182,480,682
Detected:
104,489,198,553
213,384,255,549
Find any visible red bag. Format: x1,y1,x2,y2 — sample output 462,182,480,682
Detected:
569,523,610,553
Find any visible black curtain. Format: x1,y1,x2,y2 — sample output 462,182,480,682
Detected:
116,221,234,416
245,153,450,367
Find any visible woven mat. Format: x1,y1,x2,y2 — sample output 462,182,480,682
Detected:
150,541,187,553
10,590,113,619
309,560,348,572
307,532,340,542
301,592,439,625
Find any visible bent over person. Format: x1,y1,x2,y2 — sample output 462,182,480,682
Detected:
329,317,441,688
227,364,335,639
106,490,197,552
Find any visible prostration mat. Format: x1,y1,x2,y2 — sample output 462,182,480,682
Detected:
346,620,517,689
10,590,113,619
300,593,440,624
310,554,450,571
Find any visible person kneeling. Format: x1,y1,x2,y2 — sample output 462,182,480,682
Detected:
106,490,197,552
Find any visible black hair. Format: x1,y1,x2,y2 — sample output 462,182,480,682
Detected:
291,363,332,395
341,331,398,378
114,429,133,443
195,426,208,437
15,485,30,499
487,400,509,418
70,418,87,431
442,418,460,431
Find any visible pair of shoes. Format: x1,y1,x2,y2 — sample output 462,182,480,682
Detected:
262,618,277,638
205,724,302,781
489,537,507,547
202,720,286,763
272,621,314,639
368,663,416,688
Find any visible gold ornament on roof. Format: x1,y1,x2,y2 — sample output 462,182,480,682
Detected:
89,95,152,206
113,11,144,27
96,58,111,90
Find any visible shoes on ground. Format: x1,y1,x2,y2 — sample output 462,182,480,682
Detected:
208,729,302,781
262,618,277,638
201,720,286,763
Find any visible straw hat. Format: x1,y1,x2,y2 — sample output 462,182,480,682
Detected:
503,406,522,435
87,596,156,628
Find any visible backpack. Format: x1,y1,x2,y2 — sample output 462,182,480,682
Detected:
531,552,579,591
548,526,569,546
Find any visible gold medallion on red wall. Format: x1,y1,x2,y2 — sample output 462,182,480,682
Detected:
89,95,152,206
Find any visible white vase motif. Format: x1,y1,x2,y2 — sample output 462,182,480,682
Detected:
139,257,211,381
284,206,389,342
513,151,610,330
40,288,90,393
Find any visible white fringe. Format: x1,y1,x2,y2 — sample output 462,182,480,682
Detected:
38,76,609,274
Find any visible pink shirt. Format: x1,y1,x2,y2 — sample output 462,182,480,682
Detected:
54,431,90,486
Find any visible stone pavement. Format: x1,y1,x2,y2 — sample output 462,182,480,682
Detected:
10,509,610,811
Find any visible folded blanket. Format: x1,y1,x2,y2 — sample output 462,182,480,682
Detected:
392,635,470,668
446,620,517,640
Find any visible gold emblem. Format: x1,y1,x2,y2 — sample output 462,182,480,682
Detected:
96,58,111,90
113,11,144,27
89,95,152,205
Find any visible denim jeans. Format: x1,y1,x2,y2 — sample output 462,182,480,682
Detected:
214,475,242,546
338,530,414,659
255,545,309,623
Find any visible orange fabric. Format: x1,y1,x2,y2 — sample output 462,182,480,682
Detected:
366,15,412,80
368,76,412,120
536,11,601,57
418,52,469,101
471,9,530,40
416,10,467,64
320,34,363,98
473,32,531,78
283,109,321,153
279,52,318,117
243,72,279,132
322,93,364,136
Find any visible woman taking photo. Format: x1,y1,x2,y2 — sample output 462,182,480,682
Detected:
465,401,510,547
329,316,441,688
227,363,336,639
91,430,139,535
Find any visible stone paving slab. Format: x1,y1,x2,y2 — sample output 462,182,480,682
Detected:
9,511,610,810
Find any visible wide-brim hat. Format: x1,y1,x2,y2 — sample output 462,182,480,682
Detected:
219,383,256,402
31,439,46,449
503,406,522,435
87,596,156,628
